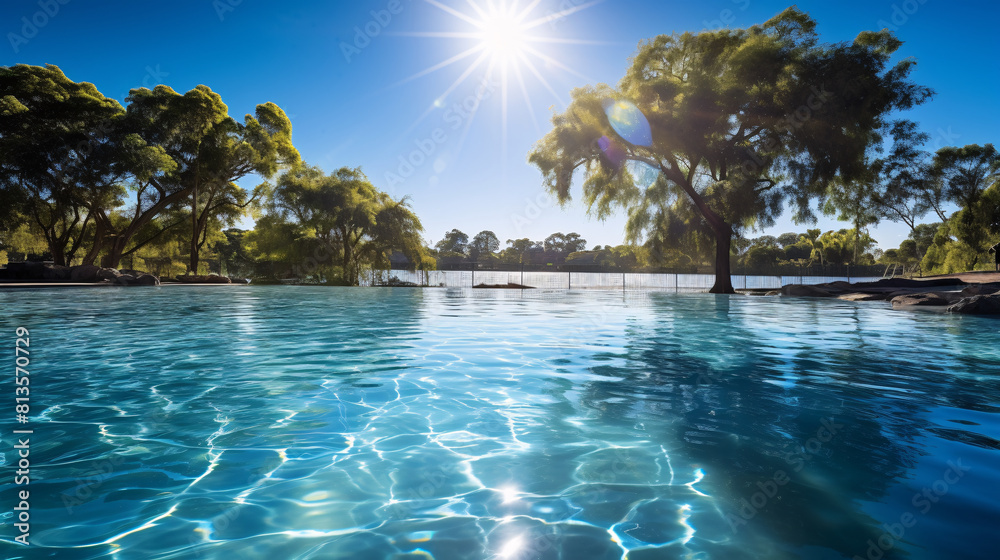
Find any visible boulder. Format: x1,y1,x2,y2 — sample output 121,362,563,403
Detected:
891,292,952,307
97,267,122,281
42,264,72,280
6,261,47,280
853,277,966,289
947,295,1000,315
780,284,835,297
838,292,889,302
176,274,232,284
823,281,855,292
114,274,137,286
70,264,102,282
960,283,1000,297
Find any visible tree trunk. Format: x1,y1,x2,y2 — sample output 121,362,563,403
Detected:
656,161,736,295
189,180,199,274
342,238,354,285
710,226,735,294
100,236,127,269
50,244,66,267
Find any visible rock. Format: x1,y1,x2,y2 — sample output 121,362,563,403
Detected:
97,267,122,281
780,284,836,297
854,277,966,289
823,281,855,292
960,283,1000,297
134,274,160,286
891,292,952,307
42,264,71,280
175,274,232,284
70,264,102,282
838,292,889,302
114,274,136,286
5,261,47,280
947,295,1000,315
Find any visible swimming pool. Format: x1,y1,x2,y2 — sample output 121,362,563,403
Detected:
2,286,998,559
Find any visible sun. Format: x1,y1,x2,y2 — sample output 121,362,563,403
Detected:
393,0,604,169
478,8,528,63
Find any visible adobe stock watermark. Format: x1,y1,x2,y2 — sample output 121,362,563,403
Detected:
509,191,556,233
383,74,498,191
853,458,970,560
186,452,286,558
542,0,588,30
141,65,169,89
928,125,960,152
703,0,751,30
726,417,843,533
213,0,242,22
876,0,929,32
7,0,72,54
340,0,411,64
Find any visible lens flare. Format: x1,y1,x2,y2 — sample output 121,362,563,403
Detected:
603,99,653,147
597,134,628,169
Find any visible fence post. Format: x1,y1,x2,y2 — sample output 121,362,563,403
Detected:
520,262,524,287
568,270,571,290
675,271,679,292
471,262,475,287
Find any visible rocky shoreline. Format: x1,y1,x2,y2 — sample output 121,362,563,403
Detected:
0,262,161,286
0,262,241,286
775,277,1000,315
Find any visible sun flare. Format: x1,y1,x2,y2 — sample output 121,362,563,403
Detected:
479,9,528,62
396,0,604,169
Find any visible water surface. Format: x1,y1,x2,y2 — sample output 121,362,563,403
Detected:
1,287,997,559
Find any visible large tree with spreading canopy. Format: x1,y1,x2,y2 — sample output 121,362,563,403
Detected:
266,165,424,285
528,7,932,292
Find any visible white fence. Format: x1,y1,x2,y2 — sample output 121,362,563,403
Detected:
370,270,882,291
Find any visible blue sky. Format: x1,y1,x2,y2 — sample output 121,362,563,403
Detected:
3,0,997,250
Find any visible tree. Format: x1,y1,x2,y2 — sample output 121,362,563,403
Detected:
110,85,299,273
542,232,589,255
502,238,540,264
928,144,1000,267
529,8,932,292
776,232,800,247
212,228,256,278
81,84,226,268
184,101,299,273
869,121,934,233
469,230,500,261
564,232,587,253
267,165,424,285
435,229,469,255
0,64,144,266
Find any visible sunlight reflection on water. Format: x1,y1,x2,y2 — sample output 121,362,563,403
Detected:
0,286,998,559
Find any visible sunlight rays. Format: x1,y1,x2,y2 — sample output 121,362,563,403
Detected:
394,0,600,170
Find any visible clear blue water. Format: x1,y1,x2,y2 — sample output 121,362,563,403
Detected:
1,286,998,560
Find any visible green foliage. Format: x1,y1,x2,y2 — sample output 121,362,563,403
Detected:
435,229,469,255
265,164,424,285
926,144,1000,266
0,64,132,265
469,230,500,261
0,64,298,271
543,232,586,253
529,7,931,292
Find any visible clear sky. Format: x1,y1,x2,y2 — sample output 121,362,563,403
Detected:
3,0,997,251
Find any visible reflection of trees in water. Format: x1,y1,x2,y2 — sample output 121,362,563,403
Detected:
573,294,968,559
